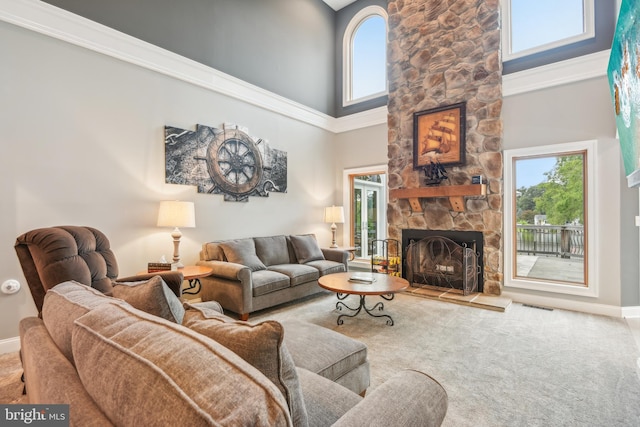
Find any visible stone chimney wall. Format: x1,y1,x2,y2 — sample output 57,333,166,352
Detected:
387,0,503,294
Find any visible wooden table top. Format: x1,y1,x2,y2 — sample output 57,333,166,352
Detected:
180,265,213,280
318,272,408,296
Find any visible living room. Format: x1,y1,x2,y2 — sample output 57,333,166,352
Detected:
2,0,640,424
0,0,638,361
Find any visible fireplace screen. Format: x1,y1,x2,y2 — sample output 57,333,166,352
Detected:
406,236,478,295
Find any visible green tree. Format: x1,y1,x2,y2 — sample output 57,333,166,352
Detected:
516,184,545,223
535,155,584,225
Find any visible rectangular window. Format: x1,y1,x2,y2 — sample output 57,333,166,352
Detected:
504,140,598,297
502,0,595,62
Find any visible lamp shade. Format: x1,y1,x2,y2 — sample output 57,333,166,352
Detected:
324,205,345,224
157,201,196,228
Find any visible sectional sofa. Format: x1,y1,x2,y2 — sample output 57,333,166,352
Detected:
19,280,449,426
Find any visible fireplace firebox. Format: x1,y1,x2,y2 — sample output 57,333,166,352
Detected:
402,230,483,295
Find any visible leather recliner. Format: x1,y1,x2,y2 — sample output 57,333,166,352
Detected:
15,225,184,313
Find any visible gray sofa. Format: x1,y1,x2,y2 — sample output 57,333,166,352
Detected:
197,234,348,320
20,280,448,426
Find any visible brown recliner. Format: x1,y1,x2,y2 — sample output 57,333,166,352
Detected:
15,226,184,313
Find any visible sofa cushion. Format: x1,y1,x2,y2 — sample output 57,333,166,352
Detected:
306,259,346,276
268,264,320,286
289,235,325,264
112,275,185,323
252,270,291,297
220,239,267,272
201,241,226,261
42,280,129,363
280,320,368,384
255,235,292,266
72,303,292,427
183,304,308,427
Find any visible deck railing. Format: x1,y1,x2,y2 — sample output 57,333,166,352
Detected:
516,225,584,258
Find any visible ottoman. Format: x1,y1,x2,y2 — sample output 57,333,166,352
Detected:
280,320,370,395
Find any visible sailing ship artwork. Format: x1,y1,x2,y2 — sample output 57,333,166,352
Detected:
413,102,466,169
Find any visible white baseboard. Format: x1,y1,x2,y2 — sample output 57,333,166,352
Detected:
502,291,633,318
0,336,20,354
622,306,640,318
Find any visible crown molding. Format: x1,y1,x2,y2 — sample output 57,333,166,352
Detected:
1,0,610,134
502,50,610,97
0,0,339,131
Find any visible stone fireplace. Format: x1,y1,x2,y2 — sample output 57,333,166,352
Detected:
386,0,503,295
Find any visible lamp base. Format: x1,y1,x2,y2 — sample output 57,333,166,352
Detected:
330,224,338,248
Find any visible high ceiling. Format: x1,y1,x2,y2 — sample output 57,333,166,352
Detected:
322,0,357,11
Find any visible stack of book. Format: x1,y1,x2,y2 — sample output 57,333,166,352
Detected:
147,262,172,273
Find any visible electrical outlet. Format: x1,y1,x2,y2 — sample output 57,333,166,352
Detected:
1,279,21,294
636,216,640,227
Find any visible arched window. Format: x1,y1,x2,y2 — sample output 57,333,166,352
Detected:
343,6,388,106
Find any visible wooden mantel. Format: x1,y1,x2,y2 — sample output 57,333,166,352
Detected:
389,184,487,212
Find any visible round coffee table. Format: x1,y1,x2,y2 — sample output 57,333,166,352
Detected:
318,272,408,326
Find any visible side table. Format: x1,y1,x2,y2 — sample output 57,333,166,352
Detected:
179,265,213,295
140,265,212,296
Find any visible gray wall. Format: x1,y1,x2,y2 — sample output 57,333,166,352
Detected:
0,21,337,340
43,0,337,115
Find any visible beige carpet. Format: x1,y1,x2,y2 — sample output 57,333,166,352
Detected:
2,292,639,426
0,351,26,404
251,292,640,427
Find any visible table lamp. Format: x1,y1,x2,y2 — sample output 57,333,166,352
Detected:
157,200,196,268
324,205,345,248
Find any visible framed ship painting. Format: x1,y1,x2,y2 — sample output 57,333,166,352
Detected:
413,102,466,169
608,0,640,187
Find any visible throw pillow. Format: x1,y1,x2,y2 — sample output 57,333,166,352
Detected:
219,239,267,272
183,304,308,427
72,303,291,427
289,234,325,264
112,275,185,324
42,280,130,363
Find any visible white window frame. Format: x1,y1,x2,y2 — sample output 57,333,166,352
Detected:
342,5,388,107
504,140,598,297
501,0,596,62
343,165,388,268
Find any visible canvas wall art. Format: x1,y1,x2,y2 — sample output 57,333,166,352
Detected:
164,123,287,201
413,102,466,169
608,0,640,187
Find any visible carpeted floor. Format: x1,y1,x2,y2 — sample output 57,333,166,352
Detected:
2,292,639,426
0,351,26,404
251,292,640,427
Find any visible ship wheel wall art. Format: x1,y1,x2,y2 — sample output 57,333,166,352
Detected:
164,123,287,202
413,102,466,169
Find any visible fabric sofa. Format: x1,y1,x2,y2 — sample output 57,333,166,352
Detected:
20,280,449,426
197,234,348,320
